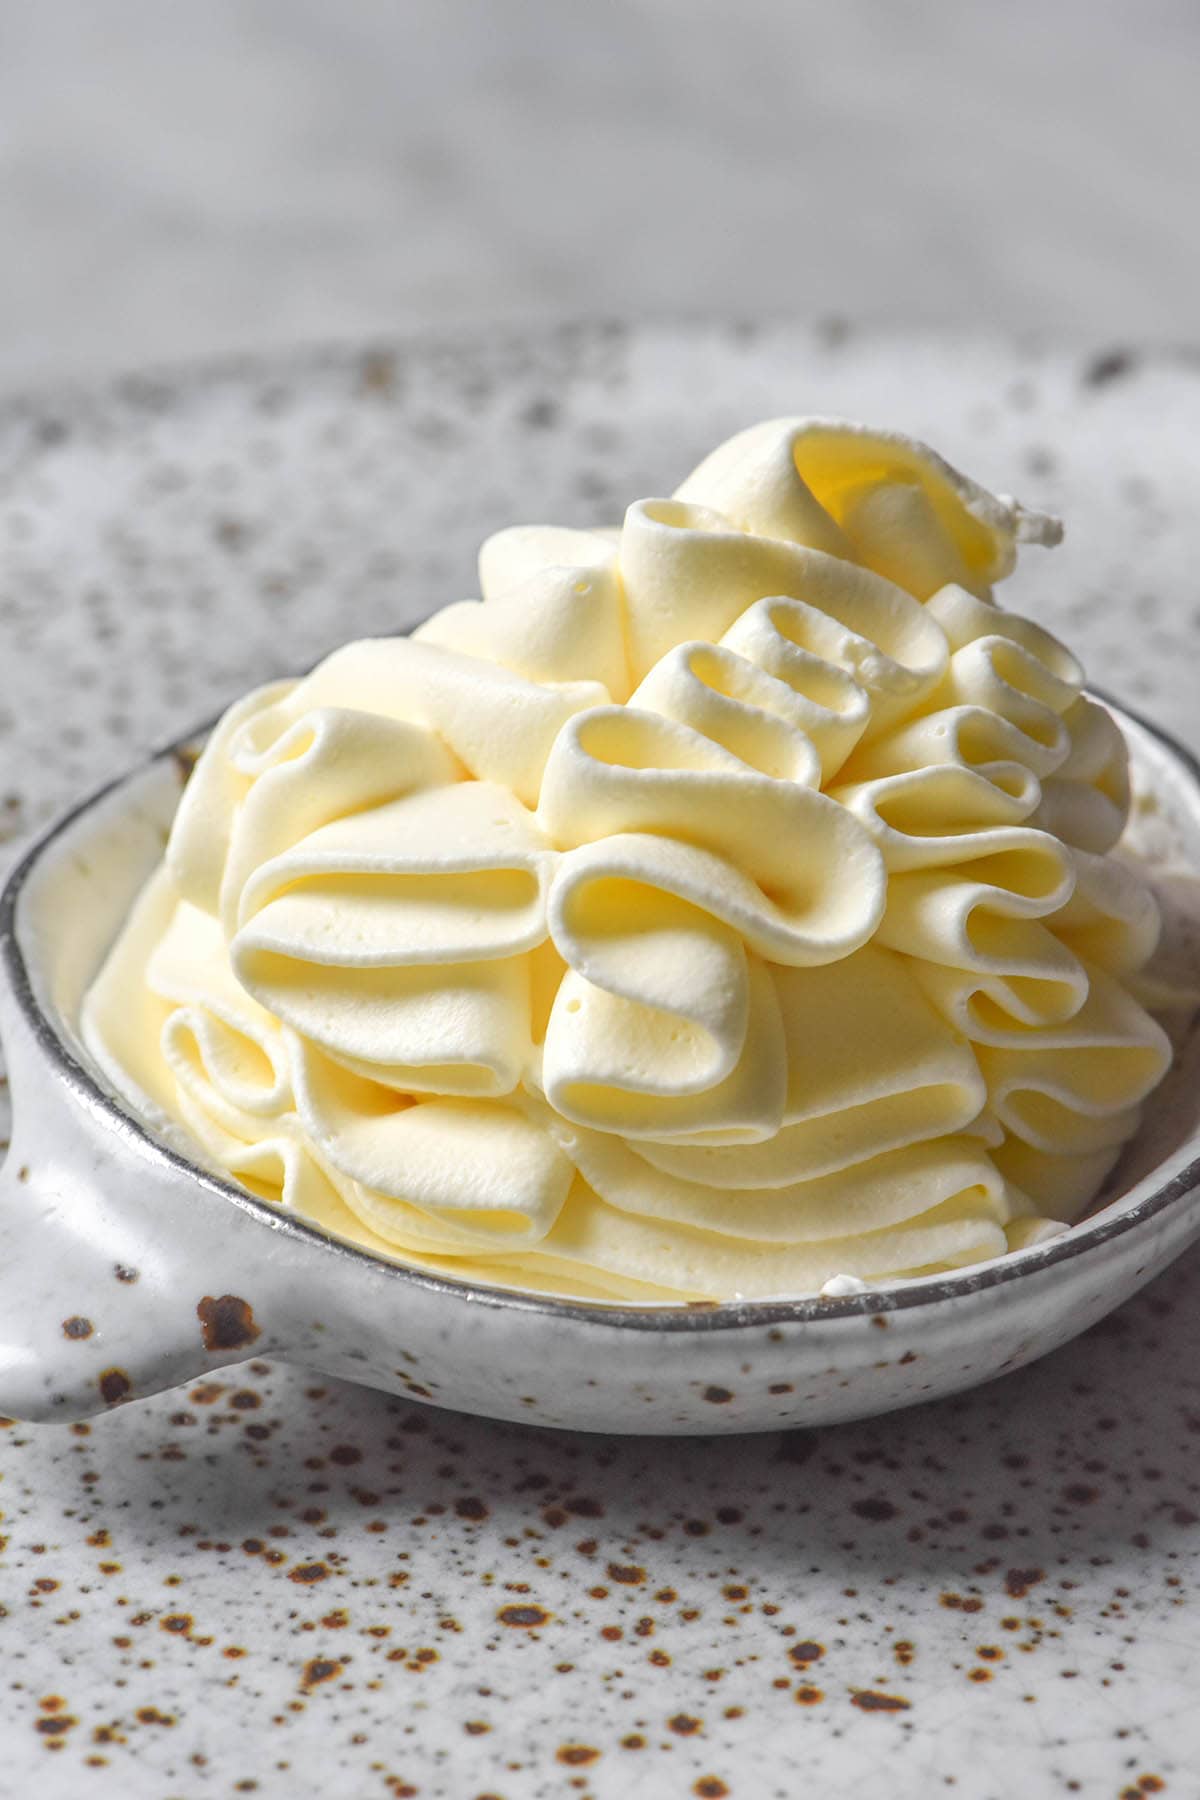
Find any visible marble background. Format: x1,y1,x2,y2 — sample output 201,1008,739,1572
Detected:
1,0,1198,391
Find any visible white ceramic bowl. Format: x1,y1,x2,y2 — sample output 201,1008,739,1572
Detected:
2,698,1199,1434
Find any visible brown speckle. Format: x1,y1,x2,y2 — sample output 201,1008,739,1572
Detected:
35,1715,77,1738
62,1317,93,1340
288,1563,330,1585
113,1264,139,1284
668,1713,702,1735
695,1781,729,1798
607,1562,646,1586
300,1658,341,1692
455,1497,489,1522
197,1295,260,1352
98,1368,132,1405
788,1641,824,1666
703,1386,734,1404
556,1744,600,1766
1004,1567,1046,1600
851,1690,911,1712
940,1592,984,1613
498,1604,551,1628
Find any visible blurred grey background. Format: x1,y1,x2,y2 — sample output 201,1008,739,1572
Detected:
0,0,1197,390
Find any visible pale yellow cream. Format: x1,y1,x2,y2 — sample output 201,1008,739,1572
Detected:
82,417,1172,1301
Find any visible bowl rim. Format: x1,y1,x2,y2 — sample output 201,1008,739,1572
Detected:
3,690,1200,1334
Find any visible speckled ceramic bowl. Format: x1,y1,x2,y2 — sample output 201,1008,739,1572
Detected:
2,698,1199,1434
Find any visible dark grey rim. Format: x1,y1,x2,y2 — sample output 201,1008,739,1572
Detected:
3,688,1199,1333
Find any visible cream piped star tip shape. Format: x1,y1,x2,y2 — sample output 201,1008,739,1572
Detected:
81,415,1173,1304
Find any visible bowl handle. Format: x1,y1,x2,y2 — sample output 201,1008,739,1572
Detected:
0,992,292,1423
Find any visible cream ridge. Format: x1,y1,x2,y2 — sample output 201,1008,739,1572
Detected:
81,417,1172,1301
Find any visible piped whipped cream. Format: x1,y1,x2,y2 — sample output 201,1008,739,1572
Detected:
82,417,1172,1302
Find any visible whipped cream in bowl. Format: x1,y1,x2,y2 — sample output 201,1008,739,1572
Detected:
3,413,1199,1431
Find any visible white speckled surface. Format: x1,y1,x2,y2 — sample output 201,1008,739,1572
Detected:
3,322,1200,1796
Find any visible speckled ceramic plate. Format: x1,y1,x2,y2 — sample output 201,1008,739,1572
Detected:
4,323,1200,1797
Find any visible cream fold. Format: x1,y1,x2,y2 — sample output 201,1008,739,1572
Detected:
82,417,1170,1301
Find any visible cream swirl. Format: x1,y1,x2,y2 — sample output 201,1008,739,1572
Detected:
82,418,1172,1300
